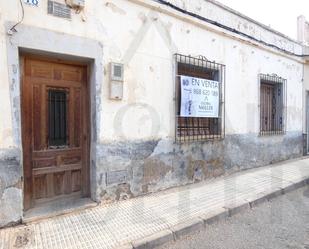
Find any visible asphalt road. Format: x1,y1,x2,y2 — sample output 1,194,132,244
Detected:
159,186,309,249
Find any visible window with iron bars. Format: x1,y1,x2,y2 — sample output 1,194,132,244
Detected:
175,54,225,142
259,74,287,136
48,89,69,147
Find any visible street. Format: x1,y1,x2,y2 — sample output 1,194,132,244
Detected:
159,186,309,249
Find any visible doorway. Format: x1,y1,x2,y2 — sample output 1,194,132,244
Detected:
21,56,90,212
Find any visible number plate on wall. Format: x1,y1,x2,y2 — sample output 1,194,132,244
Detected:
24,0,39,6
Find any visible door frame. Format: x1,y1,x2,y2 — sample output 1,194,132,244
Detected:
20,54,91,209
5,24,104,220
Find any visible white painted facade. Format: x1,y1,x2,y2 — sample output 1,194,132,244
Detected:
0,0,306,146
0,0,308,227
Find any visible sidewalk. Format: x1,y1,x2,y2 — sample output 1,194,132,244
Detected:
1,158,309,249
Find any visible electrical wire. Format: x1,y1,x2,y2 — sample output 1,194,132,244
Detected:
154,0,309,58
9,0,24,34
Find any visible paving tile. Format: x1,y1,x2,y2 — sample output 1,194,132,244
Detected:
0,158,308,249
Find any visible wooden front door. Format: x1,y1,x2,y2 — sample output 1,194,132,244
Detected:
21,57,90,210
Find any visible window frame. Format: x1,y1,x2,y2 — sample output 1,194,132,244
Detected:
174,54,226,143
259,73,287,136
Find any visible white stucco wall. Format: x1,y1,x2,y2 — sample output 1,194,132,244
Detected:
0,19,14,148
303,63,309,131
0,0,306,147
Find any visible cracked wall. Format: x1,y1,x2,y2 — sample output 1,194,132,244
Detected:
96,132,302,202
0,0,306,227
0,149,22,227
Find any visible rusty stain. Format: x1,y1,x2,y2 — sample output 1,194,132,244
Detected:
100,184,134,202
115,183,133,200
187,156,224,181
142,184,148,193
143,158,172,184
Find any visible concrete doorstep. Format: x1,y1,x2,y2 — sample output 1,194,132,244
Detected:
1,158,309,249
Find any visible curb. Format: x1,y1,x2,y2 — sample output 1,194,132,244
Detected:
282,179,307,194
118,178,309,249
170,218,204,240
132,229,174,249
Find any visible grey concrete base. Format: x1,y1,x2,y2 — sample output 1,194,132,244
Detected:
97,132,303,205
122,177,309,249
0,149,22,228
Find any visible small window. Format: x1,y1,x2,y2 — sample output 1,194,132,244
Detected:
175,54,225,142
259,74,286,135
48,89,68,147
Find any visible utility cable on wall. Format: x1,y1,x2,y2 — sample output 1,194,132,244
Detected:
154,0,309,58
8,0,24,35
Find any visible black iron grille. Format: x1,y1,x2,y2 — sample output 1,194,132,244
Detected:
175,54,225,143
259,74,286,136
48,89,68,147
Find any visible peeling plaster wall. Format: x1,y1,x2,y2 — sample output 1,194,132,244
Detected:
0,148,22,227
96,132,302,202
0,0,306,227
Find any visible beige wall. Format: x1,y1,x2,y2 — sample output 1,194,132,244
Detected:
0,0,306,147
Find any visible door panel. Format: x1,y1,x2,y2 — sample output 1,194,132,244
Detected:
22,57,89,210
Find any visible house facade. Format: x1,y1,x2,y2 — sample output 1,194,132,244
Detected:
0,0,308,227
